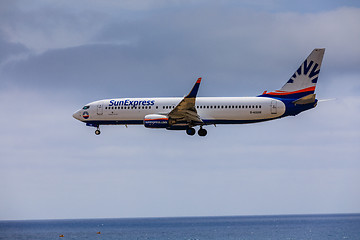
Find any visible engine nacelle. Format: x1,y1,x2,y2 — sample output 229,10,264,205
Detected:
144,114,169,128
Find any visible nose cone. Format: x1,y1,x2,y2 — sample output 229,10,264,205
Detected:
72,110,82,121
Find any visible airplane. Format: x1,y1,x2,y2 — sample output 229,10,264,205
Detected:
73,48,325,137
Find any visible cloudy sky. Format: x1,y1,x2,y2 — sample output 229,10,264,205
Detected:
0,0,360,220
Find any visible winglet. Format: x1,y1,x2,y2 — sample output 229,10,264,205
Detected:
186,78,202,98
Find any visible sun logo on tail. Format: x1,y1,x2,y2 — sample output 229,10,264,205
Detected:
286,59,320,86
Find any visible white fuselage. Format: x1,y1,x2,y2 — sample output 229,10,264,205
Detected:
73,97,286,125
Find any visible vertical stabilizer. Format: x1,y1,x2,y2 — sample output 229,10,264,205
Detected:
280,48,325,92
259,48,325,99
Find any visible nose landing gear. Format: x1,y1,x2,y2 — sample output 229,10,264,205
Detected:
95,126,101,135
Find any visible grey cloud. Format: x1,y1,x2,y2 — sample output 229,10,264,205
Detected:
0,31,29,64
2,6,360,99
0,0,107,52
1,43,201,98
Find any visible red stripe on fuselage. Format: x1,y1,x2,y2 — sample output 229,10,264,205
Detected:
266,86,315,96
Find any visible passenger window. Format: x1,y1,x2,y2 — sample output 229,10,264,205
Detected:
156,106,158,109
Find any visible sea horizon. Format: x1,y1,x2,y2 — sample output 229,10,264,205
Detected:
1,212,360,222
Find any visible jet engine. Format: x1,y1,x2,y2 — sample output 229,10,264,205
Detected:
144,114,169,128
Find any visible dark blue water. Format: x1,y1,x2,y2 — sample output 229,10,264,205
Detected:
1,214,360,240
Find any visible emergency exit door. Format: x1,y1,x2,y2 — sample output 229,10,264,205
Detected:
97,104,103,115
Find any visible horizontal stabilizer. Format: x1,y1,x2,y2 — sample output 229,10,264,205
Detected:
292,94,316,105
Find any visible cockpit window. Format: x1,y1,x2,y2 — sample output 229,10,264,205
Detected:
83,106,90,110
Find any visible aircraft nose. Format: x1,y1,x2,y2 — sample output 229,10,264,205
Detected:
72,110,81,120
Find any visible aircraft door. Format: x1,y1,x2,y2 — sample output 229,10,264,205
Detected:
271,100,277,114
97,104,103,115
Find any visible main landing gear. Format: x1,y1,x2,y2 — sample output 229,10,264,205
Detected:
198,127,207,137
186,127,196,136
186,127,207,137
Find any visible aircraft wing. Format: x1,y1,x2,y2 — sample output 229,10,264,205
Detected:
168,78,203,126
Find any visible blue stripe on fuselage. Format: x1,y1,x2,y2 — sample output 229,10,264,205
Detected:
85,118,281,127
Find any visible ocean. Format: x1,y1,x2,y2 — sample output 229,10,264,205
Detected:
0,214,359,240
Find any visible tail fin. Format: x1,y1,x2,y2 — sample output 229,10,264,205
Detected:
260,48,325,99
281,48,325,92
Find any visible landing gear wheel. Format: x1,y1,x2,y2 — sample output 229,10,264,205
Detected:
198,128,207,137
95,129,101,135
186,127,196,136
